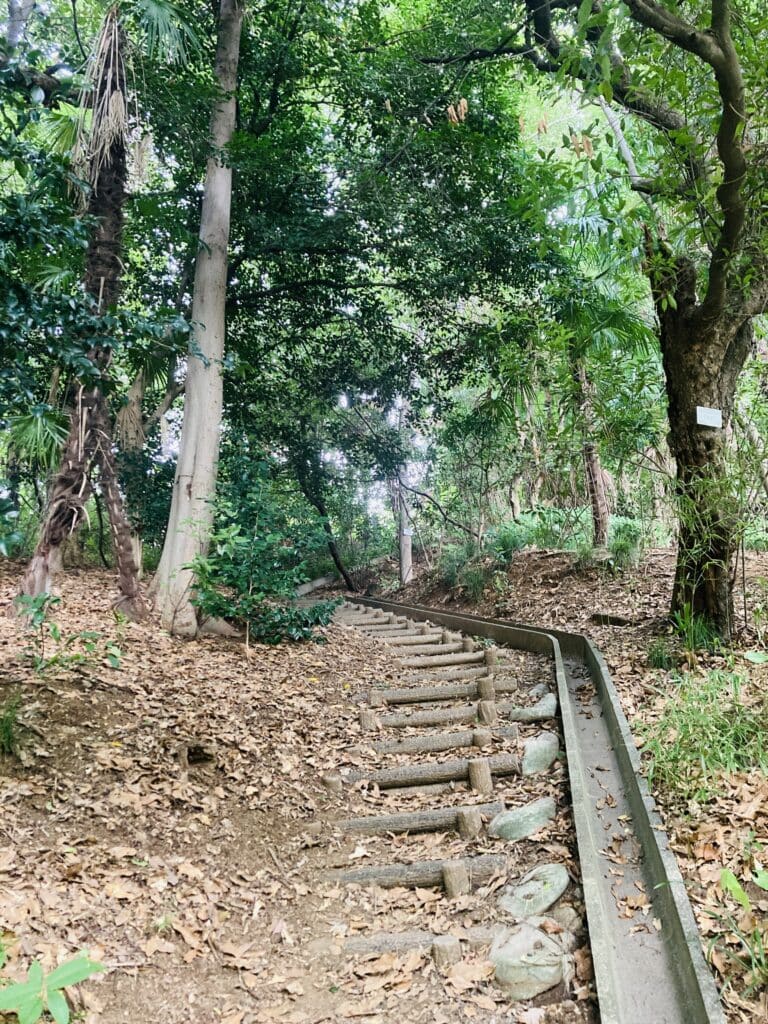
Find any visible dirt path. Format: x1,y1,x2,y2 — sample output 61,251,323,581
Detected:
0,566,593,1024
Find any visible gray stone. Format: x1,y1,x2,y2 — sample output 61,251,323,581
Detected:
490,922,565,999
551,904,582,935
529,682,550,698
488,797,556,841
498,863,570,919
509,693,558,722
521,731,560,776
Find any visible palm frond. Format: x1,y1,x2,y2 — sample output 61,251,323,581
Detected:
33,261,78,293
126,0,200,63
38,102,92,157
9,407,70,470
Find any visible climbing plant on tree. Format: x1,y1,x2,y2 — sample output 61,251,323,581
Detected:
409,0,768,635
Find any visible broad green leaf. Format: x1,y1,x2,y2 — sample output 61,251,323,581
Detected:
18,995,45,1024
720,868,750,910
27,961,43,987
0,982,37,1010
47,955,104,989
46,988,71,1024
744,651,768,664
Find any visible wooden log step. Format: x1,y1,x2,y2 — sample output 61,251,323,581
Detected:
387,642,463,657
406,665,487,683
379,705,478,728
346,752,519,789
399,651,485,669
369,681,479,706
363,625,413,635
342,926,497,957
386,781,464,798
382,633,443,647
337,800,503,835
327,853,506,890
343,930,436,955
369,677,519,706
370,726,516,755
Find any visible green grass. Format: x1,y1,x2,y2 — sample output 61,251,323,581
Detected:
640,671,768,803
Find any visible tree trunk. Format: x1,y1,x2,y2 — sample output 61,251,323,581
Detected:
20,14,146,620
583,441,610,548
114,369,146,576
150,0,244,634
295,463,358,592
573,362,609,548
398,484,414,586
660,290,753,637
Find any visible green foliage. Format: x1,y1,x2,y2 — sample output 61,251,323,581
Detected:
672,602,720,654
640,671,768,803
189,469,340,644
0,690,22,757
117,444,175,551
0,493,22,557
608,517,644,569
13,593,122,673
457,561,493,602
7,407,69,471
0,949,103,1024
714,867,768,995
436,542,475,589
489,522,530,562
646,637,674,671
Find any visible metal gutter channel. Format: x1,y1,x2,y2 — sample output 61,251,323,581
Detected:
346,597,724,1024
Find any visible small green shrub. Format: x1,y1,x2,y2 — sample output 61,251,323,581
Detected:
437,542,475,589
489,521,532,562
608,517,644,569
0,948,103,1024
0,691,21,756
190,523,339,645
672,602,720,653
640,671,768,802
458,562,492,602
647,637,674,670
14,593,122,673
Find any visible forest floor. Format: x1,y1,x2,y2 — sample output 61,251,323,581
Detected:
0,562,589,1024
392,545,768,1024
1,551,767,1024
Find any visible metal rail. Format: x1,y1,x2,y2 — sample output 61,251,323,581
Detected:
347,596,724,1024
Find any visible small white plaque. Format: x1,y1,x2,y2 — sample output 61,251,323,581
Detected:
403,528,414,537
696,406,722,429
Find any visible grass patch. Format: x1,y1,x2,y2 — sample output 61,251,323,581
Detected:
640,670,768,803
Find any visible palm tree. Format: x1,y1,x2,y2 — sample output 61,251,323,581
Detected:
20,1,196,618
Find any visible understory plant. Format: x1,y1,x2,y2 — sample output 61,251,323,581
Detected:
189,481,339,645
713,867,768,996
0,948,103,1024
13,593,122,673
640,671,768,803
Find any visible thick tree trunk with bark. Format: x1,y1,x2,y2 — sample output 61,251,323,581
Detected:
150,0,244,633
20,14,146,620
656,256,753,637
